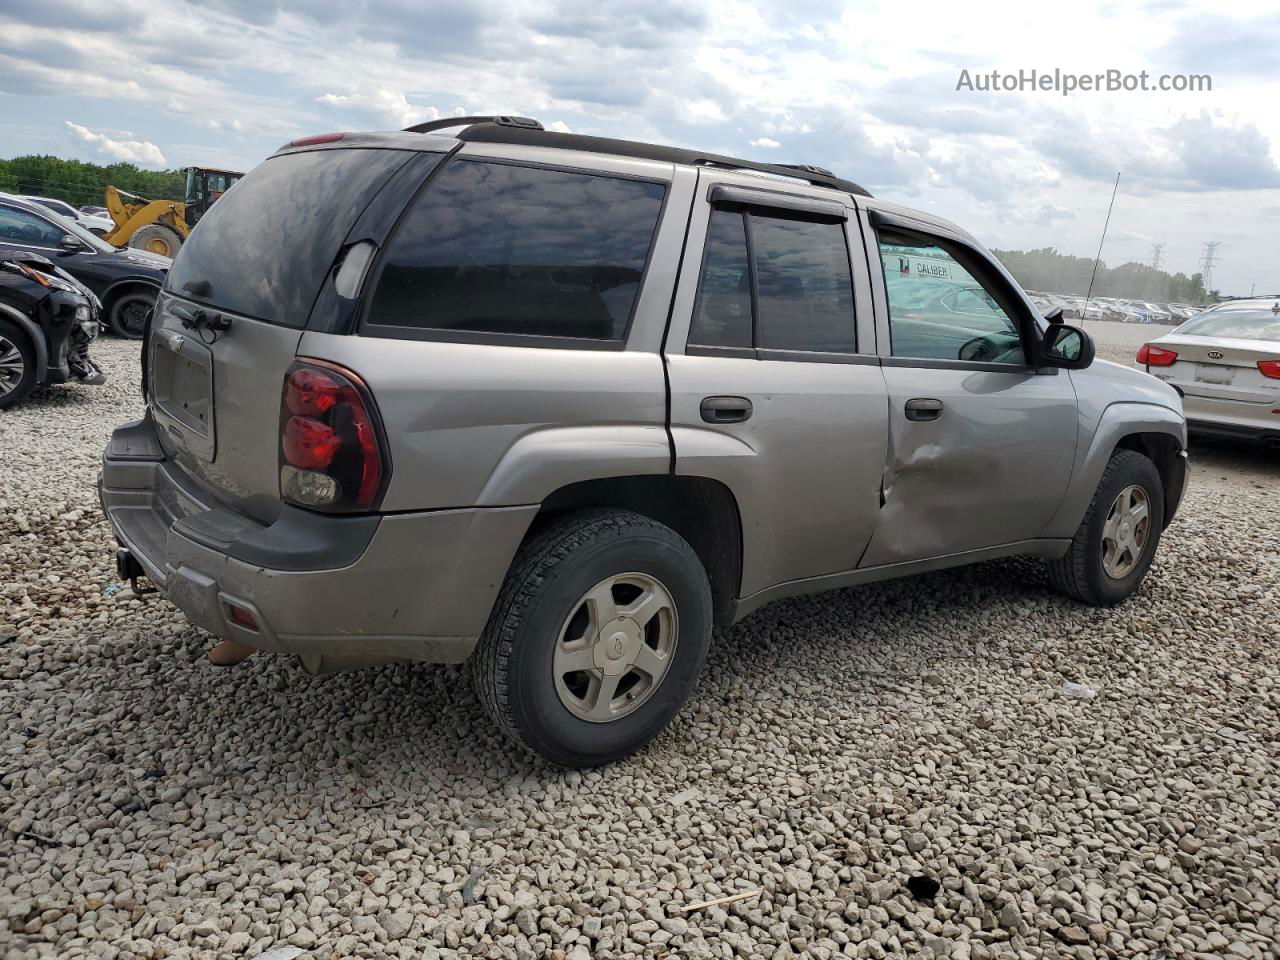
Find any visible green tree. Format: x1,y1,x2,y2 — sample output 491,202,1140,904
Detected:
991,247,1209,303
0,155,185,210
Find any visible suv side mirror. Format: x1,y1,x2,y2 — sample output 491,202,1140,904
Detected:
1039,323,1094,370
59,234,83,252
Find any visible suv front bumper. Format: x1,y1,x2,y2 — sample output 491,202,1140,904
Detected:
99,414,536,672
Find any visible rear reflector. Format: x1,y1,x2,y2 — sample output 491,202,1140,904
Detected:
1137,343,1178,366
227,604,258,630
1258,360,1280,379
290,132,346,147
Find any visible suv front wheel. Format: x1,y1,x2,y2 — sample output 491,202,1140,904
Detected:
1047,449,1166,605
473,509,713,766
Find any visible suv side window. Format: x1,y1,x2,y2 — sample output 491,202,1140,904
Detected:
366,159,666,343
689,205,855,354
877,230,1025,365
0,205,63,248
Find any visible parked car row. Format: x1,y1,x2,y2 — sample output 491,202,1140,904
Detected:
1026,291,1207,325
0,193,169,338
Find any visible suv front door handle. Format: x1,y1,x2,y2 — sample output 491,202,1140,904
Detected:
905,398,943,422
700,396,753,424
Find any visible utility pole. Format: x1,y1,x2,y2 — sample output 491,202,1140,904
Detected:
1200,241,1220,296
1149,242,1165,272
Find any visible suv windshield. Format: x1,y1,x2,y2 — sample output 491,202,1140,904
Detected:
1176,307,1280,342
165,148,411,326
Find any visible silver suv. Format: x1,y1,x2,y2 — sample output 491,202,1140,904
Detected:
100,116,1188,765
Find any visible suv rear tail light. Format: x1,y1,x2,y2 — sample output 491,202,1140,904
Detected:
279,359,389,511
1137,344,1178,366
1258,360,1280,379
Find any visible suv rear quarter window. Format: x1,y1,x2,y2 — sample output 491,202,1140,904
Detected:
364,159,666,344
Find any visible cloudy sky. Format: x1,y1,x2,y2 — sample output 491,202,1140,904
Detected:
1,0,1276,293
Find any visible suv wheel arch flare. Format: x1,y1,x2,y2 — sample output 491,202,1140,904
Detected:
279,357,391,512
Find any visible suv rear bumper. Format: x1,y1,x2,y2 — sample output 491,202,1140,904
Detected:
99,415,536,672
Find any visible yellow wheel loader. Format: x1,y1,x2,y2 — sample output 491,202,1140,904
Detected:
103,166,243,258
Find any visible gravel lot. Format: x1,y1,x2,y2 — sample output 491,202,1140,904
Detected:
2,337,1278,960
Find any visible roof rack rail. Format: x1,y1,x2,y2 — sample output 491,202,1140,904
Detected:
403,115,543,135
454,123,872,197
776,163,835,178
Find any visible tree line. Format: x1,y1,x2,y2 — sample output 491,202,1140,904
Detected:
0,155,186,209
993,246,1212,303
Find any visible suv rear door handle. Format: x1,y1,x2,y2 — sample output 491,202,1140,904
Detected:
905,398,943,422
700,396,753,424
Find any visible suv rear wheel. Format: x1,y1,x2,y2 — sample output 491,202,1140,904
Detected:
1047,449,1165,605
473,509,713,766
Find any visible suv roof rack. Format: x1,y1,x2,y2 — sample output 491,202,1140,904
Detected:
403,115,544,135
401,116,872,197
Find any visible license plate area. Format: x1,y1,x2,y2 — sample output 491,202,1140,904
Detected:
151,329,215,460
1193,363,1235,386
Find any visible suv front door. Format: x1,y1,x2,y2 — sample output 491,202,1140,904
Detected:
858,208,1078,566
664,172,887,599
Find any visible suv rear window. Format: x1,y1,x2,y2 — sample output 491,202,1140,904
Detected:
365,159,666,343
165,148,410,326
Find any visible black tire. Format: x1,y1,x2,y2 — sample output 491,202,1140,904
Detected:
1047,449,1165,605
0,319,37,410
108,288,156,339
128,224,182,258
472,509,713,766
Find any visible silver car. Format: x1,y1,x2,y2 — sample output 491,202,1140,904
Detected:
1139,299,1280,445
99,116,1189,764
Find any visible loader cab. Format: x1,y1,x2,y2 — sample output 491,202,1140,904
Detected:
183,167,243,229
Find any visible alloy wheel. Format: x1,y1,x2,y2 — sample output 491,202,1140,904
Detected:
552,572,679,723
1101,484,1151,579
0,335,25,397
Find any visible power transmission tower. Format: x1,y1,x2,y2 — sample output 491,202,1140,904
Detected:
1200,241,1220,295
1149,242,1166,272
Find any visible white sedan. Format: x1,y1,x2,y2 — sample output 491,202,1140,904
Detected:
1137,299,1280,445
17,195,114,236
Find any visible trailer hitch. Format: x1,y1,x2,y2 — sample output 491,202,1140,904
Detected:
116,548,157,597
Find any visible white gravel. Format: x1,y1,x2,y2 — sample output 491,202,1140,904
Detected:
2,338,1279,960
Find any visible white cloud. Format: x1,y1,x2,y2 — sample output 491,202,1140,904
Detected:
750,137,781,148
64,121,167,166
316,90,438,129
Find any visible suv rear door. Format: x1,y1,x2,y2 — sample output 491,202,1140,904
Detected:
149,146,423,523
857,207,1078,565
664,171,887,598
